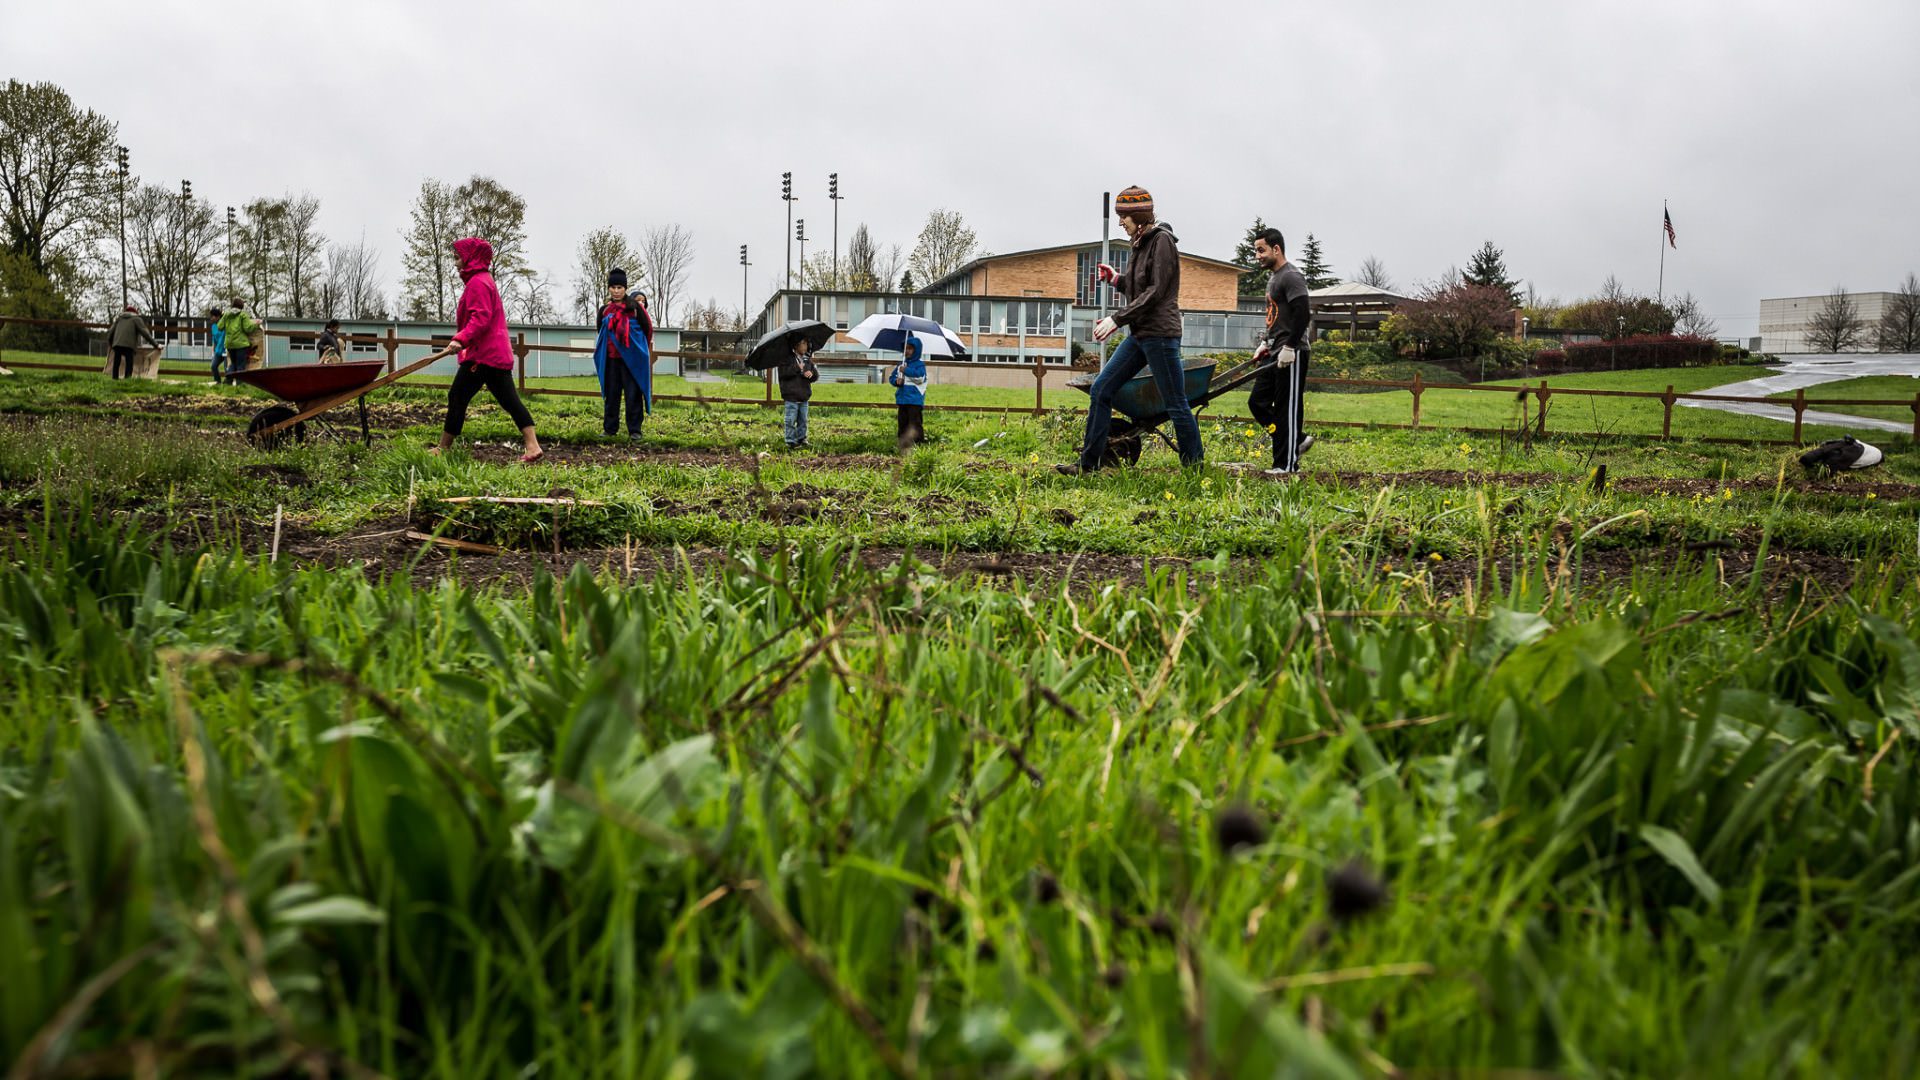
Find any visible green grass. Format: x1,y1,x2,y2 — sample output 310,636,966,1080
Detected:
1769,374,1920,424
3,510,1919,1077
4,361,1920,1076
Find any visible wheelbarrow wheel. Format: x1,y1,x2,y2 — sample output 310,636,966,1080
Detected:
1101,417,1143,468
247,405,307,449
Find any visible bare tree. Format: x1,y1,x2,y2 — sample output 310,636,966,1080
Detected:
0,79,117,277
570,226,641,322
1354,255,1394,291
907,209,981,287
231,197,289,313
797,250,842,290
124,181,221,318
320,236,384,319
1876,273,1920,353
640,223,694,326
874,242,906,294
399,179,457,320
843,224,880,291
504,267,557,324
682,296,735,332
1668,292,1718,339
1805,286,1867,353
279,193,325,317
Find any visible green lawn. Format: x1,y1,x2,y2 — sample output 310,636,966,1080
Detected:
1768,374,1920,424
6,354,1920,1077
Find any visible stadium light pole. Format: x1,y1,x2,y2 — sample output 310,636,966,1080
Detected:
226,207,236,296
781,172,795,289
796,219,808,276
739,244,750,331
179,179,193,321
116,146,129,308
828,173,842,288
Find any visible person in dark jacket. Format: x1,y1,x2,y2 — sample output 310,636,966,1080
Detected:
106,304,157,379
315,318,345,363
1250,227,1313,475
889,333,928,451
593,267,653,440
777,334,819,448
1058,186,1202,474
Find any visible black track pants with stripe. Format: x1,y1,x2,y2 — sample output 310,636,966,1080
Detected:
1248,349,1309,470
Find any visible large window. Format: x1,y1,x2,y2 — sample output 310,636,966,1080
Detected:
1076,248,1132,306
833,296,849,330
786,294,819,321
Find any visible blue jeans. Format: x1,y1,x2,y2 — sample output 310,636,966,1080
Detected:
1080,335,1202,469
783,401,809,446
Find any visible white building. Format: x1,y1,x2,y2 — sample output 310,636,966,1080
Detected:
1758,292,1897,353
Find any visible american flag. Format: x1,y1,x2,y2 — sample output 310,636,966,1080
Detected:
1663,207,1677,249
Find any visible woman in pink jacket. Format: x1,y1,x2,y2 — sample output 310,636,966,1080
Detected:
422,237,544,462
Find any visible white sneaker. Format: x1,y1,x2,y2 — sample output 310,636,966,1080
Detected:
1297,435,1315,456
1261,466,1297,478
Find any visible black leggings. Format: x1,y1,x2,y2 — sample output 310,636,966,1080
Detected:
443,361,536,436
110,346,135,379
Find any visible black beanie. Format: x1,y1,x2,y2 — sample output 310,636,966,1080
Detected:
607,267,628,288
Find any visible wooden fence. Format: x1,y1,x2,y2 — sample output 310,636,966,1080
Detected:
5,315,1917,446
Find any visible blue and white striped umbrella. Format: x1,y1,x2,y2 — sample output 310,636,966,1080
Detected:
847,313,970,357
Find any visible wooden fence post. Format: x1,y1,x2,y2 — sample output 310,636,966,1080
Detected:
1033,358,1047,417
1911,391,1919,443
1792,387,1805,443
384,326,397,374
1535,380,1551,435
1661,384,1675,440
515,332,528,391
1409,370,1424,429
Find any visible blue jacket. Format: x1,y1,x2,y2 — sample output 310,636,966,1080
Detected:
889,335,927,406
210,323,227,357
592,300,653,412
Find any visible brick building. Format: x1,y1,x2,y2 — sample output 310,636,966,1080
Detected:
918,240,1244,315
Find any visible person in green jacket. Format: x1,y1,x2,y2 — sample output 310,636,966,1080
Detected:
216,298,262,376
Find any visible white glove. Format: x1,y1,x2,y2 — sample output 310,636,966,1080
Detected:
1275,346,1298,369
1096,263,1119,285
1093,317,1118,342
1252,341,1271,361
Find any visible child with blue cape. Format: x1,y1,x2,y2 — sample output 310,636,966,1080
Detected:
889,333,928,451
593,267,653,440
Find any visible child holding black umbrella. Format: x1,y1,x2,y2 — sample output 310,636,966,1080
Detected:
777,334,819,448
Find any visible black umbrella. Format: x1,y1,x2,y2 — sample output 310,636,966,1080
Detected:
746,320,836,370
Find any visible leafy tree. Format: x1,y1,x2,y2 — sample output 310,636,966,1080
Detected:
1463,241,1520,306
1398,279,1510,358
570,227,642,322
843,224,880,292
0,247,86,350
1804,287,1866,353
907,209,980,287
0,80,117,276
452,176,527,277
124,182,222,318
1557,276,1675,339
399,180,457,321
1876,273,1920,353
1233,216,1270,298
233,198,289,313
1298,234,1339,289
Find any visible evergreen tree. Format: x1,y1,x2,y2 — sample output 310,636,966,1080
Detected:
898,270,915,294
1463,241,1521,306
1299,234,1339,290
1233,216,1269,298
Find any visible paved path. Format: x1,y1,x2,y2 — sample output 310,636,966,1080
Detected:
1681,353,1920,434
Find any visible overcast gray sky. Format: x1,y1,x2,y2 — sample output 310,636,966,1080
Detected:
7,0,1917,335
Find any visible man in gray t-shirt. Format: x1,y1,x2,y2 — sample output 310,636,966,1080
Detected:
1249,228,1312,474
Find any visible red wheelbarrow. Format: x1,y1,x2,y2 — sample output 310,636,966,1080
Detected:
232,360,389,448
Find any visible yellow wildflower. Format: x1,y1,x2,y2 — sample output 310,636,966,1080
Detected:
1201,477,1213,490
1163,490,1175,501
1867,491,1878,500
1429,552,1443,562
1721,489,1733,501
1459,443,1474,455
1028,452,1039,464
1245,426,1259,438
1266,424,1277,434
1382,562,1396,573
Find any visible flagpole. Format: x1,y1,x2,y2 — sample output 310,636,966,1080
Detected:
1658,200,1667,305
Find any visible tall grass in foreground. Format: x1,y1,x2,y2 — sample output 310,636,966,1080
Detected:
2,513,1918,1077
